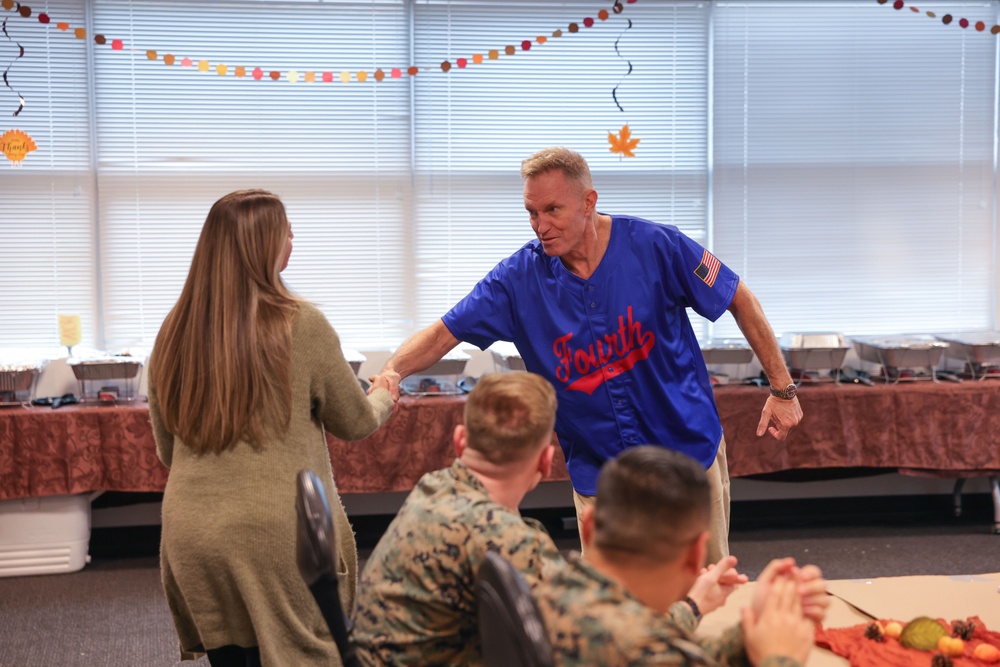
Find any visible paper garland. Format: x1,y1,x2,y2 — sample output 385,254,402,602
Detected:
1,0,25,115
608,0,640,157
0,0,639,83
878,0,1000,34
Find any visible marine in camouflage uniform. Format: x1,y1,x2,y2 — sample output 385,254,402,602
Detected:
350,458,563,667
535,550,803,667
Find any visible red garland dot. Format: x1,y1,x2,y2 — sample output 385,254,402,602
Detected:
456,57,467,68
893,0,903,9
269,71,280,81
627,0,637,3
521,40,531,51
322,72,333,83
583,17,594,28
38,13,50,23
112,39,123,50
252,67,263,80
959,18,969,28
391,68,402,78
976,21,986,31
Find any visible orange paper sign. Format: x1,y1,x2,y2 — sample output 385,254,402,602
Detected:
1,129,37,166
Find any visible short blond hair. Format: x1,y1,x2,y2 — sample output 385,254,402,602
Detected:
520,146,593,190
464,372,557,465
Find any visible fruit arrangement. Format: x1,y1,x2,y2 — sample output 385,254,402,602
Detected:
861,616,1000,665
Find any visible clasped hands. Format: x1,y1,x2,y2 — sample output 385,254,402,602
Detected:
368,370,402,401
688,556,828,666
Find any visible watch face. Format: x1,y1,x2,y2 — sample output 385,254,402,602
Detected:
772,384,797,399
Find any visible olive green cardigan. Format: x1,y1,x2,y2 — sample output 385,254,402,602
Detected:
150,303,393,665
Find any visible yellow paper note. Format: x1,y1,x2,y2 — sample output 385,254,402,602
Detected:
59,314,82,348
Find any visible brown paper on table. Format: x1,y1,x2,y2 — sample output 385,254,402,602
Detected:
696,573,1000,667
825,572,1000,629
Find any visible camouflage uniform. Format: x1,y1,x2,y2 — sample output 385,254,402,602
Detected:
535,554,803,667
351,458,563,667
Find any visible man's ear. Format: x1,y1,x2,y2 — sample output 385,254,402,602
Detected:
581,504,596,551
683,530,710,575
584,188,598,215
453,424,467,458
537,444,555,478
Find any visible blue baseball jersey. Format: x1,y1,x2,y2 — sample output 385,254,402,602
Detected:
442,215,740,495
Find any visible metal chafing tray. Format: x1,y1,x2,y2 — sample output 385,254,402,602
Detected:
67,356,143,403
701,338,755,385
0,362,45,407
342,348,366,377
935,331,1000,379
850,335,948,381
780,333,850,377
489,342,527,372
701,339,754,366
401,349,471,396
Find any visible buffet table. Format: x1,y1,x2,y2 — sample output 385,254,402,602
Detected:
2,381,999,502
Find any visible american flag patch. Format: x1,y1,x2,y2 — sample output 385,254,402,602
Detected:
693,249,721,287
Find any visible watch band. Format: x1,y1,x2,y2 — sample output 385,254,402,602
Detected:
769,383,797,400
684,596,702,622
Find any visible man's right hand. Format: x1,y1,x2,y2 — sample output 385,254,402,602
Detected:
742,575,815,666
368,370,402,401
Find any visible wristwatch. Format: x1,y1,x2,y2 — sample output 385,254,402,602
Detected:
769,383,798,400
684,596,702,622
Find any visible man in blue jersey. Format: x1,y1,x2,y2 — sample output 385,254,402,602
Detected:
371,146,801,561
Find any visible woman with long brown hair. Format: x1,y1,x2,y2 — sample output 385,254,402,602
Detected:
148,189,393,666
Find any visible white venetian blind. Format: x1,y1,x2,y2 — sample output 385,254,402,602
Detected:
712,1,998,339
0,0,96,349
411,0,710,329
91,0,411,349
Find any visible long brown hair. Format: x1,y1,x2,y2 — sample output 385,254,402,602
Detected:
150,189,300,453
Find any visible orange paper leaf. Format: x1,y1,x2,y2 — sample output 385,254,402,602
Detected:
608,123,640,158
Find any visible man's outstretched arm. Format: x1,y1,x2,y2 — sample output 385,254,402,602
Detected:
369,319,461,400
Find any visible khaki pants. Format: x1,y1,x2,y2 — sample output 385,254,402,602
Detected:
572,436,731,564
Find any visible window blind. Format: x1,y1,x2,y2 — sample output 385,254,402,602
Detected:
91,0,411,349
712,1,998,339
3,1,997,355
411,0,711,330
0,0,96,350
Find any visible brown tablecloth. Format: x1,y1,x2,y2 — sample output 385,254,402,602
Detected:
2,381,999,501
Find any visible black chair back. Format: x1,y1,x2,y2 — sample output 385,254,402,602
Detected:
475,551,555,667
295,469,359,667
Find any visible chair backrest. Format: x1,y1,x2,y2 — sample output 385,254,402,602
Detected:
475,551,555,667
294,469,359,667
